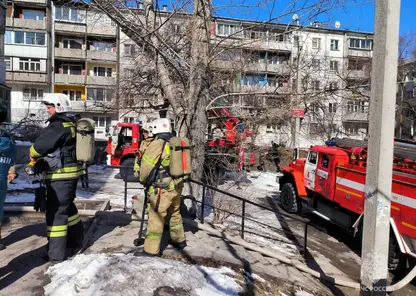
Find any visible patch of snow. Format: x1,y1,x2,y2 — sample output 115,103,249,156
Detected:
44,254,243,296
15,140,33,146
5,193,34,203
250,273,266,283
295,290,314,296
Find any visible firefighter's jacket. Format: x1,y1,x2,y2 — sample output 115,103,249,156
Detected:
134,137,154,173
139,133,177,193
0,128,17,221
29,113,85,181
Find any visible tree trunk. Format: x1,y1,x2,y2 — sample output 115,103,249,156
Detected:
185,0,211,182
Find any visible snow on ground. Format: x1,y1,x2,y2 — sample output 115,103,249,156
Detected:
6,165,137,209
44,254,243,296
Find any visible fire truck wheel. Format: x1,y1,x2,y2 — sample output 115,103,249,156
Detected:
121,158,139,182
388,235,406,272
280,183,298,213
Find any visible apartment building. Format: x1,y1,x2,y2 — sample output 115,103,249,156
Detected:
211,18,373,147
0,0,11,117
5,1,119,140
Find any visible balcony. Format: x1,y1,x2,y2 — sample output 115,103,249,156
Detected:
87,50,117,61
70,100,86,112
55,22,86,35
6,72,48,83
87,76,116,85
55,74,85,85
348,48,372,58
55,48,86,59
237,84,291,94
87,25,117,37
6,18,47,30
13,0,47,4
347,70,370,80
342,111,369,122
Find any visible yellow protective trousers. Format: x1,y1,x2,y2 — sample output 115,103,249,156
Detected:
144,184,185,255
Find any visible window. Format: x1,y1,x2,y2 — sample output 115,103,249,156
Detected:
124,44,136,57
321,154,329,168
87,88,114,101
63,90,82,101
62,64,82,75
93,67,112,77
19,58,41,72
330,60,339,71
124,68,134,79
22,10,45,20
329,82,338,90
90,41,113,52
217,24,243,37
23,88,44,100
349,38,373,50
123,117,135,123
292,78,297,91
312,59,320,70
330,39,339,51
312,80,320,91
55,7,83,23
312,37,321,49
93,116,112,128
14,31,45,45
308,151,318,164
5,31,12,44
4,57,11,70
347,100,367,113
63,39,82,49
293,36,299,47
328,103,337,113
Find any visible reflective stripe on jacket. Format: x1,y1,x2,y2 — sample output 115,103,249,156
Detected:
30,114,85,180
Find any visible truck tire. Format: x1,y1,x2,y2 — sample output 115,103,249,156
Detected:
280,183,298,213
120,158,138,182
388,235,406,272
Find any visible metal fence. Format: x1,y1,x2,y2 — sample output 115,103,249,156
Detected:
123,176,312,257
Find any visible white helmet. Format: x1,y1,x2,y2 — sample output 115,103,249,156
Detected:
148,118,171,135
42,93,72,113
141,122,153,137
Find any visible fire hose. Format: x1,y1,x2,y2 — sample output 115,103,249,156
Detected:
183,218,416,292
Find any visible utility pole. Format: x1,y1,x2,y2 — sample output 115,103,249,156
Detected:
360,1,401,295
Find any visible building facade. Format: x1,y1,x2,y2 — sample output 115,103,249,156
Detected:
4,2,374,145
0,0,10,118
5,0,119,139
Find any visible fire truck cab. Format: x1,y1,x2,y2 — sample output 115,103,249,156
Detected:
106,122,143,180
279,139,416,271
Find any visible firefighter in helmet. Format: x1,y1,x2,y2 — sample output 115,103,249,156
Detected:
133,122,154,177
0,102,17,250
139,118,186,256
29,94,85,263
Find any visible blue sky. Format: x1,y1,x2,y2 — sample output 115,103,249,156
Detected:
212,0,414,35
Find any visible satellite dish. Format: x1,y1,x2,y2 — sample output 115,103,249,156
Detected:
292,14,299,21
335,21,341,29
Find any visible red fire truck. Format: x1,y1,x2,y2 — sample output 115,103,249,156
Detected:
106,122,143,180
278,138,416,270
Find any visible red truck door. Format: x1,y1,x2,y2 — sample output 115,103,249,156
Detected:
315,153,335,200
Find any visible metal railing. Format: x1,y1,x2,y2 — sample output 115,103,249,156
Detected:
122,174,312,257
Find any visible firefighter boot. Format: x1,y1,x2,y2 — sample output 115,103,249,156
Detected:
168,239,187,250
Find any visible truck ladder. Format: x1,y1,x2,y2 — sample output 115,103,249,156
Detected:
332,138,416,162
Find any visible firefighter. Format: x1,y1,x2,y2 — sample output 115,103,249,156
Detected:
133,122,154,177
29,94,85,263
139,118,186,256
0,103,17,250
